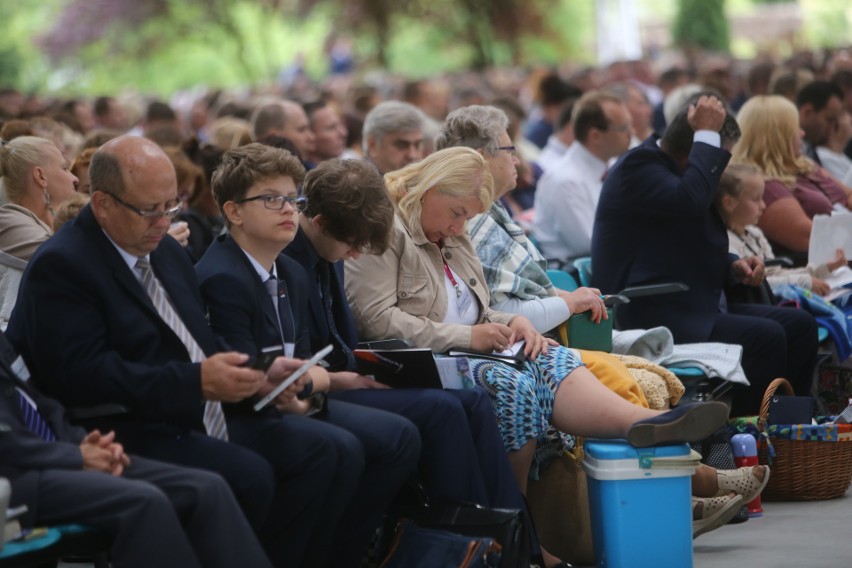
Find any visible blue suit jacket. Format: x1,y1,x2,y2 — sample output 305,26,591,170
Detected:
0,331,88,522
7,205,217,433
195,232,312,369
591,136,732,342
283,229,359,372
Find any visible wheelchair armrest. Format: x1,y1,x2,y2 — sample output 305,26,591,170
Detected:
603,294,630,307
356,338,415,350
65,404,129,422
619,282,689,299
765,257,793,268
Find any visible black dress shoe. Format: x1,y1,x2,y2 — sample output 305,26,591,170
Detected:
627,401,729,447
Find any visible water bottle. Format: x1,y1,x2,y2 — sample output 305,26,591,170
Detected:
731,433,763,517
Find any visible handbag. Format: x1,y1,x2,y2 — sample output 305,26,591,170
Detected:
380,520,501,568
404,504,528,568
383,478,529,568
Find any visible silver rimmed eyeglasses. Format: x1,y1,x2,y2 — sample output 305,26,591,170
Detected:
107,193,183,220
235,194,308,212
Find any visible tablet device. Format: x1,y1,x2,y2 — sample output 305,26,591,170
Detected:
253,344,333,411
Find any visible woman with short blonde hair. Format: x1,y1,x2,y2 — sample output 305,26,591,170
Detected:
345,146,728,497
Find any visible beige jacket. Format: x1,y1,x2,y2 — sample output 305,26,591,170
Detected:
0,204,52,262
345,213,516,353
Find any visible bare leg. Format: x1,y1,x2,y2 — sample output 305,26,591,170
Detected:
550,366,662,437
692,464,718,497
506,440,536,494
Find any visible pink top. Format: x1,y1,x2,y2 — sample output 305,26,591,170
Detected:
762,170,848,218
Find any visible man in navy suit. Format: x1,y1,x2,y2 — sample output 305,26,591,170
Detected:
592,96,818,415
0,330,272,568
6,135,376,567
194,144,420,568
281,158,542,559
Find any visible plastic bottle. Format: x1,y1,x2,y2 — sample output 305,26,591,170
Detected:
731,433,763,517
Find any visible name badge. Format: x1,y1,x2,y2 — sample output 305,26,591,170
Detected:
284,343,295,359
457,286,473,317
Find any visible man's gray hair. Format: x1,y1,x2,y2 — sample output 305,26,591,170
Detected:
362,101,427,152
434,105,508,154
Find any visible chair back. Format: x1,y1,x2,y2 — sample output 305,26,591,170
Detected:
573,257,592,287
0,251,27,332
546,269,578,292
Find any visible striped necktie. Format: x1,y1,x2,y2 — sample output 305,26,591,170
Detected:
135,257,228,440
16,389,56,442
264,273,286,346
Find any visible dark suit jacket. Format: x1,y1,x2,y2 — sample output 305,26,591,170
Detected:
283,229,359,372
195,233,312,400
591,136,732,342
0,331,87,524
7,205,219,433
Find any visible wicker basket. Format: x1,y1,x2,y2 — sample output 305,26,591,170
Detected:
757,378,852,501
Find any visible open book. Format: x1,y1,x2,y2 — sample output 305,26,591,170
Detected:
448,340,527,367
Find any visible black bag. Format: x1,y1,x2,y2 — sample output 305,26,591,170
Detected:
381,520,502,568
405,504,529,568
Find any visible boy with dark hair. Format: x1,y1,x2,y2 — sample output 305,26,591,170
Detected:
284,157,546,564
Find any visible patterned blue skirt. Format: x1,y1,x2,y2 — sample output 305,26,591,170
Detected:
468,345,582,476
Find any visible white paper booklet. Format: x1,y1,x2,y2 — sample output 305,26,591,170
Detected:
808,212,852,266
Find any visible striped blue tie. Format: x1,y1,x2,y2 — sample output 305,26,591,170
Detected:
16,389,56,442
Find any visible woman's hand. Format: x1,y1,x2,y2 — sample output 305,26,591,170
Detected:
167,221,190,247
557,287,608,323
471,322,514,353
509,316,557,360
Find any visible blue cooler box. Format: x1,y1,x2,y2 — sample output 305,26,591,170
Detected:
582,439,700,568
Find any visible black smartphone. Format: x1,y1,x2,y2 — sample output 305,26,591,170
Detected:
251,345,283,373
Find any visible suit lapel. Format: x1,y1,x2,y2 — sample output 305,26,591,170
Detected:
79,206,163,320
290,233,329,340
221,235,281,336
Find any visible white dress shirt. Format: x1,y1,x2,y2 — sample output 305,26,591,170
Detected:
532,142,607,261
536,135,570,173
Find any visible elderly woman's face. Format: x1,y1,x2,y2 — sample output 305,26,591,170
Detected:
419,189,483,243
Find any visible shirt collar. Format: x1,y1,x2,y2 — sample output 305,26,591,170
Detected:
240,248,277,281
102,229,146,274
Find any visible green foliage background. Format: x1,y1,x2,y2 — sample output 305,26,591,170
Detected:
0,0,849,97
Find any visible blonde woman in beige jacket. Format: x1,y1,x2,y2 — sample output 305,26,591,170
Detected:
344,146,728,493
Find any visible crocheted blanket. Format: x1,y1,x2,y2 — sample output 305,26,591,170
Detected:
611,353,686,410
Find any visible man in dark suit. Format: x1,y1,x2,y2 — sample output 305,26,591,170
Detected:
592,95,818,415
6,135,367,567
0,330,272,568
280,158,542,556
194,144,420,567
